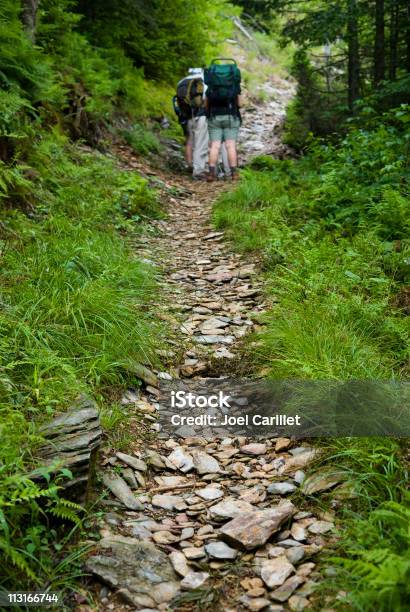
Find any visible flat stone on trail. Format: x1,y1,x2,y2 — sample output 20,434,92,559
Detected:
275,438,291,452
290,523,307,542
167,447,194,472
205,541,238,560
180,571,209,590
308,520,334,534
260,557,295,588
200,317,228,331
183,547,206,560
154,475,188,487
116,452,147,472
169,550,190,577
86,537,179,604
219,501,296,550
209,498,253,521
151,494,183,511
102,472,143,510
240,443,267,456
240,595,271,611
194,334,235,345
192,450,221,474
152,530,179,545
197,487,224,501
270,575,305,602
267,482,297,495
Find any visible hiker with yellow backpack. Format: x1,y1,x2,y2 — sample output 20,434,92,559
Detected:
173,68,208,180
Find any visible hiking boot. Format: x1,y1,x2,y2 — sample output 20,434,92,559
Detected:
192,172,207,181
206,166,217,182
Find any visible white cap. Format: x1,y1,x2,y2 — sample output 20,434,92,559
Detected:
188,67,203,75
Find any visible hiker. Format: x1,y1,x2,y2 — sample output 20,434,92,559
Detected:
204,58,242,181
173,68,208,179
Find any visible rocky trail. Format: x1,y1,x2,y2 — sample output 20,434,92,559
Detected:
83,71,338,612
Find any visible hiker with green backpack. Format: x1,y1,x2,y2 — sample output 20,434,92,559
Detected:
204,58,242,181
173,68,208,179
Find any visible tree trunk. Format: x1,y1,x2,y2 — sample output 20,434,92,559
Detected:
374,0,385,86
347,0,360,111
389,0,398,80
21,0,39,43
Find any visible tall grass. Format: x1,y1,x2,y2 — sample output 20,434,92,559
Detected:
213,107,410,610
0,134,164,591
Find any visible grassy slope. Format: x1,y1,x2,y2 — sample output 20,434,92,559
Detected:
0,130,167,591
213,109,410,609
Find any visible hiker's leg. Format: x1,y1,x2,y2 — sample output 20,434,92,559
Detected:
209,140,222,166
185,120,194,169
225,139,237,167
192,116,208,177
220,143,230,177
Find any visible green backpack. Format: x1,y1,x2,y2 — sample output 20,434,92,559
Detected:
204,58,241,105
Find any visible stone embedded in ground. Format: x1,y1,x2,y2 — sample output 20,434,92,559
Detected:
275,438,291,452
145,450,166,469
301,471,342,495
183,547,206,560
102,472,143,510
154,475,188,487
151,494,184,511
290,523,307,542
294,471,306,485
219,501,296,550
285,547,305,565
239,485,266,504
240,443,267,456
297,562,315,577
270,575,305,602
205,541,238,560
194,335,235,345
279,450,319,475
86,537,179,604
169,550,190,577
260,557,295,589
180,571,209,590
152,530,179,545
209,498,254,521
167,447,194,472
288,595,310,611
180,527,194,540
308,520,334,535
122,468,138,489
116,452,147,472
241,577,265,591
267,482,297,496
192,450,221,474
132,364,158,387
239,595,271,611
197,487,224,501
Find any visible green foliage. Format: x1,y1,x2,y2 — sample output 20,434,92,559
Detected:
214,105,409,608
0,135,164,589
121,124,161,157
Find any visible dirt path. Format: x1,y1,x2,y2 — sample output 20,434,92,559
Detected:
83,73,336,612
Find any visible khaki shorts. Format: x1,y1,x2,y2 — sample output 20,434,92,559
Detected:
208,114,240,142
